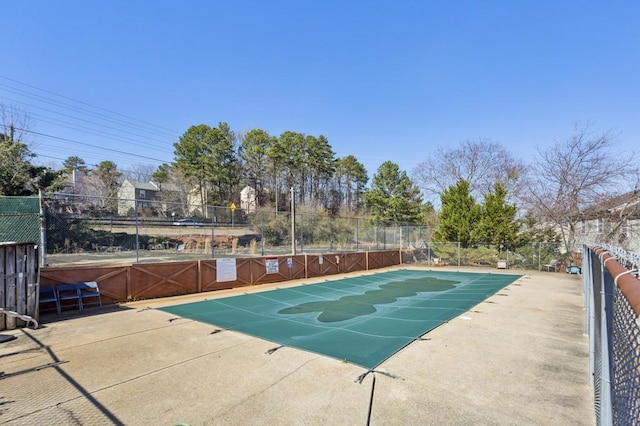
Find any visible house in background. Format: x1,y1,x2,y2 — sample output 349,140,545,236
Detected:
240,185,257,214
57,166,90,194
117,180,159,215
573,190,640,253
185,186,207,217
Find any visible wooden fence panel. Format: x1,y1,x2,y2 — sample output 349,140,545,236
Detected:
26,245,38,322
305,255,319,278
40,265,129,304
200,260,220,292
235,258,254,286
367,251,384,270
252,255,306,285
4,245,16,329
382,250,401,268
16,245,27,326
33,250,401,316
129,261,198,300
251,257,286,284
367,250,400,270
342,252,367,273
1,243,39,330
200,258,254,292
288,256,306,280
306,254,339,278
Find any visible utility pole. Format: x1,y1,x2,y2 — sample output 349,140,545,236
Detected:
290,187,296,255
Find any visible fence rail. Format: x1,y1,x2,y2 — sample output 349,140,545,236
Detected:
584,244,640,425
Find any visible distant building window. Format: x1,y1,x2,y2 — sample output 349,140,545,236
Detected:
597,218,604,234
139,189,146,199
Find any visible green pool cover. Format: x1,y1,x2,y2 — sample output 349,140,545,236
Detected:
160,269,521,369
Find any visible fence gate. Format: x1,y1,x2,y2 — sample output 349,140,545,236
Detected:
1,242,40,330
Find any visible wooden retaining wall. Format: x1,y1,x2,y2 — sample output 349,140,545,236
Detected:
39,250,401,306
1,242,39,330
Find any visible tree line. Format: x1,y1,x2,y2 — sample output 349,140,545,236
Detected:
168,123,370,214
2,104,639,256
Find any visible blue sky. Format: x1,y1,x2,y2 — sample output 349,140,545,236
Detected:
2,1,638,184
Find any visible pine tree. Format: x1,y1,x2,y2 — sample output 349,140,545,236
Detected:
433,179,480,247
363,161,423,223
474,183,519,248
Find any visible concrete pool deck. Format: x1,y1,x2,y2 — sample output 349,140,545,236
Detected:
0,266,593,425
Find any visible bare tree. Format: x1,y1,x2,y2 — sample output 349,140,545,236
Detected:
521,122,639,254
123,163,156,182
0,104,33,146
412,138,527,204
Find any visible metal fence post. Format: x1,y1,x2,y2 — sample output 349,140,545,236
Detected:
299,211,304,253
329,219,333,253
599,266,613,425
134,200,140,262
38,190,47,267
538,242,542,271
383,224,386,250
290,187,296,256
211,206,215,259
260,210,265,256
584,246,595,385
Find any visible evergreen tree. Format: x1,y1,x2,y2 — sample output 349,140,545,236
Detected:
173,124,215,207
173,122,238,207
363,161,423,223
333,155,368,213
0,135,35,195
151,163,171,190
474,182,519,248
305,134,336,205
208,122,239,204
239,129,274,206
433,179,480,247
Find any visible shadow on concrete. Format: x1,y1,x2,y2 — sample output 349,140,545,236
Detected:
19,328,125,425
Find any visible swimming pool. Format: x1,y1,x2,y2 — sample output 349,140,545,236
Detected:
160,269,522,369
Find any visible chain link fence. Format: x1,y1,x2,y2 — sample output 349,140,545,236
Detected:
585,244,640,425
1,193,564,269
402,241,564,270
42,194,440,266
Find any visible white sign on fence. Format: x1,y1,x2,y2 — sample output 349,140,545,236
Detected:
265,257,279,274
216,258,237,282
